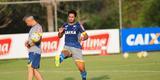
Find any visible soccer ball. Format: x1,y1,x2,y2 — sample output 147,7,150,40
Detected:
137,52,143,58
123,53,129,59
31,32,41,42
142,51,148,57
137,51,148,58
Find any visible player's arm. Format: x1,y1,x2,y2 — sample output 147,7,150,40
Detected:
58,27,65,38
79,23,88,41
25,40,35,48
28,27,42,47
25,41,30,48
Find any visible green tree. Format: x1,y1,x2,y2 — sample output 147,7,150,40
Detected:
140,0,160,27
0,0,47,34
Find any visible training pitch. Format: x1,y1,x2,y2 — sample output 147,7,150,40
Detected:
0,52,160,80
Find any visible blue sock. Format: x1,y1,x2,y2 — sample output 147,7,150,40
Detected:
81,71,87,80
60,53,65,63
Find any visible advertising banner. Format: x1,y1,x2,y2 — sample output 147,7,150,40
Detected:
0,29,120,59
121,28,160,52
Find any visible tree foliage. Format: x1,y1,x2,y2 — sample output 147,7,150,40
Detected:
122,0,160,28
0,0,160,34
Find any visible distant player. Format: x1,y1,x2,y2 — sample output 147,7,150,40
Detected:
55,10,88,80
23,16,43,80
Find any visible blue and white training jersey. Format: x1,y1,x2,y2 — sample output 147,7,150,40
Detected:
63,22,85,49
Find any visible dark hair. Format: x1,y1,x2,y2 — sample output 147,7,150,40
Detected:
68,10,77,17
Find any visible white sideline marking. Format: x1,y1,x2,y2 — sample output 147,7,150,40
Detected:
0,70,160,74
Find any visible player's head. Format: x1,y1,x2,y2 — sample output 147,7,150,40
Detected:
23,15,37,27
68,10,77,23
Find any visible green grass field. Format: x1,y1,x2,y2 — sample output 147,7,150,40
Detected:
0,52,160,80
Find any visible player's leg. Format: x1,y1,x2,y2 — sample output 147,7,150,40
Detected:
28,65,34,80
55,46,72,67
28,52,34,80
31,53,43,80
71,47,87,80
75,60,87,80
34,69,43,80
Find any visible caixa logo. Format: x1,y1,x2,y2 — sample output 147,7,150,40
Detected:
126,33,160,46
0,38,12,55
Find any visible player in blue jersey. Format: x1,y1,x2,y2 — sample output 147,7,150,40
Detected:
55,10,88,80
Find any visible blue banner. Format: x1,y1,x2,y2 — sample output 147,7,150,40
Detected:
121,27,160,52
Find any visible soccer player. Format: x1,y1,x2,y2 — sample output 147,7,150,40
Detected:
55,10,88,80
23,16,43,80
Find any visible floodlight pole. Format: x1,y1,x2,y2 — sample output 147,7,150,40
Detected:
119,0,122,29
46,4,54,32
119,0,123,53
53,0,58,32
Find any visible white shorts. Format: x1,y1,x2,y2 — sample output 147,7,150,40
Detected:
63,45,83,61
